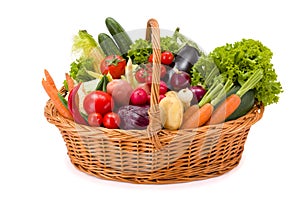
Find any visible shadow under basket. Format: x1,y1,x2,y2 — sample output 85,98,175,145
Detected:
44,98,263,184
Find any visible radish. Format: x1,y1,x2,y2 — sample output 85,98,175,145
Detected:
130,88,148,105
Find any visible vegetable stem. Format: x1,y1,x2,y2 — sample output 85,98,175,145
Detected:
236,69,263,98
198,81,223,107
211,79,233,106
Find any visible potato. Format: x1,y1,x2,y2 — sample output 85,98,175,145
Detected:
112,80,133,106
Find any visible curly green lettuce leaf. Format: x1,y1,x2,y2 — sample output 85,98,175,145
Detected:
191,55,220,88
70,58,95,83
127,39,152,64
160,35,180,53
210,38,283,106
72,30,105,73
72,30,98,57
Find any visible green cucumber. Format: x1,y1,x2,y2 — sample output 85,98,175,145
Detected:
105,17,133,55
98,33,121,56
226,89,255,121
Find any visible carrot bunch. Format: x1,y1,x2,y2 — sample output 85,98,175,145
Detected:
181,69,263,129
42,69,74,120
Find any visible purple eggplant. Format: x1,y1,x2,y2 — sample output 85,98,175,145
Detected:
173,44,200,74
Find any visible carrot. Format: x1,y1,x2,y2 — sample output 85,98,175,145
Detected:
65,73,74,91
181,103,214,129
207,69,264,125
182,104,199,124
207,94,241,125
42,78,73,120
44,69,58,93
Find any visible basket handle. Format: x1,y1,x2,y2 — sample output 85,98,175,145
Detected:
145,19,162,149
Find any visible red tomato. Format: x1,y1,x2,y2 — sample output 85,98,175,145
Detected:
88,113,103,127
135,63,166,84
83,91,114,115
148,54,153,62
103,112,120,129
135,68,147,83
100,55,126,79
161,51,174,65
148,63,167,78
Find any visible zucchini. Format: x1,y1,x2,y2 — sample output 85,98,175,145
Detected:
105,17,133,55
226,89,255,121
98,33,121,56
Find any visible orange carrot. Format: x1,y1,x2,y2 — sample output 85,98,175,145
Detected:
42,78,73,120
44,69,58,92
181,103,214,129
182,104,199,124
207,69,264,125
207,94,241,125
65,73,74,91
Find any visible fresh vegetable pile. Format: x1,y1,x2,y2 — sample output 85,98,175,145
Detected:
42,17,283,130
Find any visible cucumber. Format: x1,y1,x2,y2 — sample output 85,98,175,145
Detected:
226,89,255,121
98,33,121,56
105,17,133,55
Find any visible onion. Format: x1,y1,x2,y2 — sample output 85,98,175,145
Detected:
190,85,206,102
170,70,191,91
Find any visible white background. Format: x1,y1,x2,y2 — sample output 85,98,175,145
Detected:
0,0,299,199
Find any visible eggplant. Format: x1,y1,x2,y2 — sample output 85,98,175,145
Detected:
173,44,201,74
117,105,150,130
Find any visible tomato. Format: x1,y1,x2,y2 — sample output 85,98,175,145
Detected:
161,51,174,65
135,68,147,83
135,63,167,84
88,112,103,127
83,91,114,115
100,55,126,79
103,112,120,129
148,54,153,62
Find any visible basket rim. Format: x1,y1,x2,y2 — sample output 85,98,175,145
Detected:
44,96,264,140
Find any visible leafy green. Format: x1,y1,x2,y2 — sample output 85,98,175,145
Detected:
160,36,180,53
127,39,152,64
72,30,99,57
70,58,95,82
71,30,105,74
127,28,201,65
209,38,283,106
172,27,201,53
191,55,221,88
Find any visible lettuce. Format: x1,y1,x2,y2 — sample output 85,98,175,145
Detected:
127,39,152,64
70,58,95,83
71,30,105,78
210,39,283,106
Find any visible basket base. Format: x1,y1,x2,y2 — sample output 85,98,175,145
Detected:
68,152,243,184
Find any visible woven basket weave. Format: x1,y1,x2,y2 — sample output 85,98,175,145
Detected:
44,19,264,184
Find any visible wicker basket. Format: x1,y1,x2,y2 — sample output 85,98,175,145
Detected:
44,19,264,184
